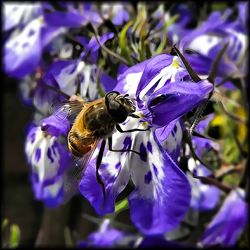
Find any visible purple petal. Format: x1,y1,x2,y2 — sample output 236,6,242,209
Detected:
200,188,248,247
44,11,88,27
3,3,42,31
40,112,70,137
80,32,114,63
79,131,133,215
4,17,43,78
112,6,130,25
187,169,221,212
79,117,147,215
114,59,150,97
128,130,191,235
88,219,125,247
40,25,66,48
25,125,72,207
135,54,174,105
148,80,213,127
155,120,183,161
100,72,117,92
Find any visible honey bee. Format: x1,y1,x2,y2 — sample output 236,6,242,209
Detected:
55,91,148,200
67,91,137,158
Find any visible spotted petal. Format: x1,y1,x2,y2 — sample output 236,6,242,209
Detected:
3,3,42,31
25,125,72,207
128,129,191,235
4,17,43,78
79,124,136,215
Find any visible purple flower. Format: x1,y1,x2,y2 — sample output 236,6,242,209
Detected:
3,3,42,31
79,54,193,235
200,188,248,247
78,219,130,247
25,122,73,207
187,114,221,211
101,3,130,25
51,61,98,98
33,59,100,115
4,13,66,79
117,53,213,127
187,163,221,212
3,3,104,79
178,9,247,77
44,3,102,28
79,32,115,64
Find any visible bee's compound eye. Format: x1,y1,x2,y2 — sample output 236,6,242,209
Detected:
105,91,128,123
107,100,127,123
105,91,120,102
105,91,121,111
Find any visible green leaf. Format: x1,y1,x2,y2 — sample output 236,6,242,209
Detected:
9,224,21,248
223,137,241,164
211,3,227,11
119,21,134,64
155,32,167,54
2,218,9,230
164,14,179,30
153,14,179,55
64,227,74,247
115,198,128,214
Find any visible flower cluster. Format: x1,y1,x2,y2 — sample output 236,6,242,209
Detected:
3,2,248,248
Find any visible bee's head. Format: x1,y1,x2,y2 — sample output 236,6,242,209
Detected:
105,91,136,123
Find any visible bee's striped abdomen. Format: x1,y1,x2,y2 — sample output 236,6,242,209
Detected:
68,131,93,158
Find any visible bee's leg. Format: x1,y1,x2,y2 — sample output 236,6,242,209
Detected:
96,139,106,203
116,124,150,133
75,74,81,95
108,137,144,158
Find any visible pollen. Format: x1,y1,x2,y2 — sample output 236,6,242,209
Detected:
136,112,143,118
37,16,44,25
142,121,149,128
172,58,180,68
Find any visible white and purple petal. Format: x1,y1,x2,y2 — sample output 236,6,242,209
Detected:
25,125,72,207
155,119,183,162
3,3,42,31
78,119,138,215
4,17,43,78
128,129,191,235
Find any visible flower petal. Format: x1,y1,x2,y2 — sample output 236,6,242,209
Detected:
128,130,191,235
148,80,213,126
25,125,72,207
79,130,134,215
200,188,248,247
4,17,43,78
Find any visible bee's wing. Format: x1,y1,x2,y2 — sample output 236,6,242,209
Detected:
63,138,101,202
50,96,86,124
